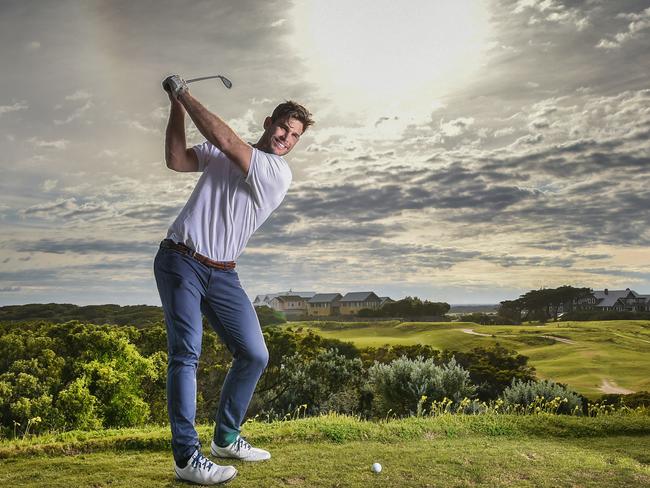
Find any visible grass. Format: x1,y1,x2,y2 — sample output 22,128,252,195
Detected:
288,319,650,397
1,413,649,487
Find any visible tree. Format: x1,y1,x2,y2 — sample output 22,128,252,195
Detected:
380,296,450,318
444,345,536,401
504,286,593,322
255,306,286,327
497,299,524,324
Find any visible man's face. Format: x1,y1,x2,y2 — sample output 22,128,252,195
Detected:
260,116,304,156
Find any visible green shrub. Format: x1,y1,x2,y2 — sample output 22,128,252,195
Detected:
597,391,650,409
446,345,536,401
501,379,582,414
255,306,286,327
56,376,102,430
359,344,440,368
368,356,476,418
254,348,364,419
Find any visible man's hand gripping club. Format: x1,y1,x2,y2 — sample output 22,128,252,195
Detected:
161,72,252,175
162,75,188,99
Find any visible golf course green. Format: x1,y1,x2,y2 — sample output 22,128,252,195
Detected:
288,319,650,398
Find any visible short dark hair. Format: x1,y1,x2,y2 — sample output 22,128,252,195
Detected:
271,101,314,132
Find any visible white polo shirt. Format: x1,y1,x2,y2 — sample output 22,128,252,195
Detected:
165,141,292,261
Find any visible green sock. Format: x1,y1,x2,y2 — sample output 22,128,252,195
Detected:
216,430,239,447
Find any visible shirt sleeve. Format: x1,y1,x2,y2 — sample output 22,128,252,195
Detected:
244,148,293,209
192,141,221,172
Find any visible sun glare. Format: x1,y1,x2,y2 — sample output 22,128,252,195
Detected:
291,0,491,116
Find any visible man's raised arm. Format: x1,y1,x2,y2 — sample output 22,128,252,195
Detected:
164,96,199,172
177,91,253,175
163,75,251,174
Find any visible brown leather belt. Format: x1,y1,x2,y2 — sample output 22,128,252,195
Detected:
160,239,236,270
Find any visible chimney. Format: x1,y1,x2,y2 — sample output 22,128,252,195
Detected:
604,288,608,295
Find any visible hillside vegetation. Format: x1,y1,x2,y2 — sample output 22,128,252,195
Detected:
0,303,164,326
292,319,650,397
0,305,648,486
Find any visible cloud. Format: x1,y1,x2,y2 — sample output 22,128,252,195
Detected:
511,133,544,146
243,88,650,258
440,117,475,137
597,6,650,49
54,99,92,125
494,127,517,138
20,197,110,221
64,90,92,101
13,238,156,255
228,109,259,141
41,179,58,191
251,98,273,105
126,119,159,134
270,18,287,27
0,101,28,116
0,260,153,289
25,41,40,50
0,286,21,292
513,0,590,30
27,137,69,149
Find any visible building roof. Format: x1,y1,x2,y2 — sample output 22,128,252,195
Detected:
308,293,342,303
254,291,315,303
340,291,380,302
253,294,277,303
273,295,306,303
593,288,639,307
276,290,315,298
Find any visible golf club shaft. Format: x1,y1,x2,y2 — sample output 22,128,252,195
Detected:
185,75,227,84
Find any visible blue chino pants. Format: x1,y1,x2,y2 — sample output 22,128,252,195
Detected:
153,243,269,463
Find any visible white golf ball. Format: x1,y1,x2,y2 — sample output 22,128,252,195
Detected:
372,462,382,473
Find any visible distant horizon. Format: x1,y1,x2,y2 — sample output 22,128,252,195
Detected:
2,285,648,309
0,300,502,307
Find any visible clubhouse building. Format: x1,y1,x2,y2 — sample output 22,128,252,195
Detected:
253,290,393,317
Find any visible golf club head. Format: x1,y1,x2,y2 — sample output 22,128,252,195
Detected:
219,76,233,89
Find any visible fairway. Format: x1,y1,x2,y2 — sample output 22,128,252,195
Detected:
3,437,649,487
1,414,649,488
288,320,650,397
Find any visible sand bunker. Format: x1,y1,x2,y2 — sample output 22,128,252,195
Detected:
460,328,491,337
599,379,634,394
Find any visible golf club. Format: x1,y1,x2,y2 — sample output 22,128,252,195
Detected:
186,75,233,89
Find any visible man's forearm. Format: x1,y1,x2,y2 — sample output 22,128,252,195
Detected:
177,91,251,173
165,100,187,167
180,92,241,149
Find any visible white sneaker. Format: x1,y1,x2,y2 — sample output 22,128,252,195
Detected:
211,436,271,461
174,449,237,485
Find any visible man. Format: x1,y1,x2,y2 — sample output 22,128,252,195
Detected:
154,74,313,485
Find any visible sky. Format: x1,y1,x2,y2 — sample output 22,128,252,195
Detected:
1,0,649,306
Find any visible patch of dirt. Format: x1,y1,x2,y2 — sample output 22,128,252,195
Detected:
423,431,442,440
613,332,650,344
282,476,307,485
521,452,539,461
540,335,576,345
460,328,491,337
599,379,634,394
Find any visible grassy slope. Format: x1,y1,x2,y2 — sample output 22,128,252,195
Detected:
288,320,650,397
1,414,649,487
